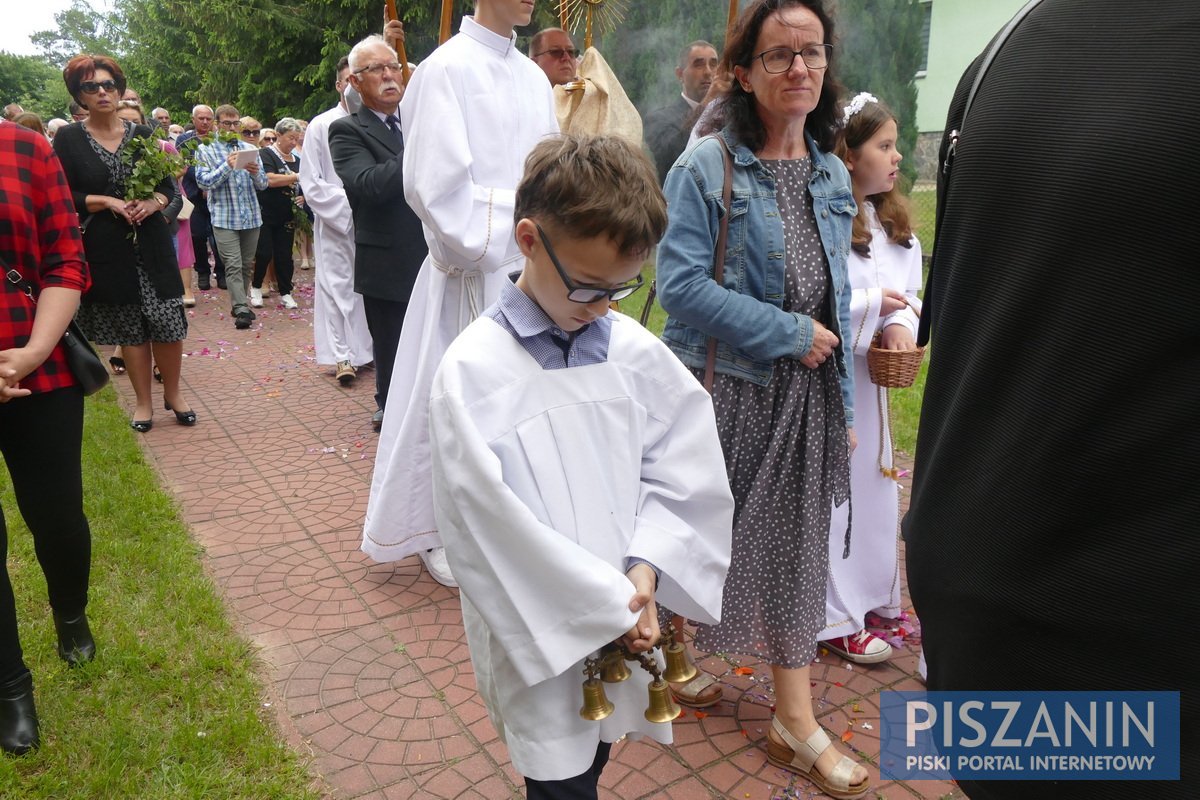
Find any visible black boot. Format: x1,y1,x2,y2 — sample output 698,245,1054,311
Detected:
53,611,96,667
0,672,39,755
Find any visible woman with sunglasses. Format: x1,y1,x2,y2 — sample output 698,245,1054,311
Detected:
53,55,195,432
657,2,867,797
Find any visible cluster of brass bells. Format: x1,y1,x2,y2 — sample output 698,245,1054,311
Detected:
578,629,698,724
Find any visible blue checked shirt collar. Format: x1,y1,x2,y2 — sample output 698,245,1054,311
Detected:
484,274,611,369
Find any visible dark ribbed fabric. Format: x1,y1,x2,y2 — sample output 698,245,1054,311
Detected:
903,3,1199,798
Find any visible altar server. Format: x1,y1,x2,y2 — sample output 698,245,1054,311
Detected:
300,56,374,388
363,0,558,586
431,133,732,797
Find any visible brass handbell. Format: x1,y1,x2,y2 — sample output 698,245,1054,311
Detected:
643,677,681,723
579,677,615,721
599,648,632,683
661,637,697,684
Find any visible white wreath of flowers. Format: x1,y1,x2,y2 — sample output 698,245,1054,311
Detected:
841,92,879,126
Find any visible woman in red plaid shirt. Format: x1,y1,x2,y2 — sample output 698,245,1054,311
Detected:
0,119,95,756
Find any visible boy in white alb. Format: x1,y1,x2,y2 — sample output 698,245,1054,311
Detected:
429,135,733,797
363,0,559,585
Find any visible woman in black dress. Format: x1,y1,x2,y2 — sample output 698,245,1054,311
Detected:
249,117,304,310
53,54,194,432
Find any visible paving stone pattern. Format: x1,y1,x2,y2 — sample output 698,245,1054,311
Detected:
115,274,964,799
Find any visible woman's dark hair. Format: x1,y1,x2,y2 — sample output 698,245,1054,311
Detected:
719,0,843,153
62,54,128,107
834,97,914,254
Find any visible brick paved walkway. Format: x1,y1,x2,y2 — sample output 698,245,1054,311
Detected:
114,272,962,800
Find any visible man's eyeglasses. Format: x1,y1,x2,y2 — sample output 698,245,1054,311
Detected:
353,62,404,76
534,47,578,61
755,44,832,73
217,119,242,129
535,223,644,303
79,79,118,94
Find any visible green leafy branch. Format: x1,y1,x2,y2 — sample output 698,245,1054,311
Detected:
121,135,188,201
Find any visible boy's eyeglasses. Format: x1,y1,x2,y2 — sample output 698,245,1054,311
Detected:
217,119,242,129
535,223,644,304
80,80,118,94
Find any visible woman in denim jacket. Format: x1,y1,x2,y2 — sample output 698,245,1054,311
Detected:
657,2,866,797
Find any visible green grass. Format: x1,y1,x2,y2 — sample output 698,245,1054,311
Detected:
628,262,927,457
0,388,320,799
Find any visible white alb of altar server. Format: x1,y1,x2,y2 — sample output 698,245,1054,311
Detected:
430,312,733,781
299,103,374,369
825,201,922,638
363,15,558,562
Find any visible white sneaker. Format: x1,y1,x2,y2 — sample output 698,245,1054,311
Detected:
249,287,263,308
419,547,457,588
280,294,298,309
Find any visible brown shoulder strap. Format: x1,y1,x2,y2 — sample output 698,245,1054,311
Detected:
703,137,734,391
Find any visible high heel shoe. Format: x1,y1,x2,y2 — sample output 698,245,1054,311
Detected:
108,356,126,375
164,401,197,426
130,418,153,432
766,717,870,799
0,672,39,755
153,366,163,383
53,611,97,666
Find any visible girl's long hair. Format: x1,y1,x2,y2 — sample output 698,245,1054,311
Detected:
834,98,914,255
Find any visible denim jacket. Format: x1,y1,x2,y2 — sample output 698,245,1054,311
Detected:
657,126,857,426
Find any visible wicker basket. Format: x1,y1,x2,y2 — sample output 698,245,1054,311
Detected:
866,332,925,388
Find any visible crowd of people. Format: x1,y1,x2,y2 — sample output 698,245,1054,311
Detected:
4,1,1191,799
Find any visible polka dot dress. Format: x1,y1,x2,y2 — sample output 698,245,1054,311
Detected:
73,120,188,347
693,157,851,669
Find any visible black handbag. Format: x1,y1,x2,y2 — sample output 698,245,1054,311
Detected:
1,256,110,396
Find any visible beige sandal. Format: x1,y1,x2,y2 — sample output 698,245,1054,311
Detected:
766,717,870,799
669,670,723,708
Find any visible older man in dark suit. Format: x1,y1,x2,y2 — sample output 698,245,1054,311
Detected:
329,34,427,432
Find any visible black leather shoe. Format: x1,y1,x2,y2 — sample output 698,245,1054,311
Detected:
216,277,227,290
0,673,39,755
196,276,211,291
164,401,198,426
53,611,96,667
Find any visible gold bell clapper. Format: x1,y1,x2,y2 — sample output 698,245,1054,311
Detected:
661,628,698,685
579,655,615,721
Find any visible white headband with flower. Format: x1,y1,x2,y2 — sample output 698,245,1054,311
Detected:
842,92,878,126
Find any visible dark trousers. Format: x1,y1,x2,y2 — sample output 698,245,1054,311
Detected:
252,222,295,296
361,295,408,412
525,741,611,800
0,387,91,685
191,233,225,281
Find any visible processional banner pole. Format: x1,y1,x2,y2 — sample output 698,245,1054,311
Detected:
440,0,454,44
384,0,411,84
728,1,739,36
